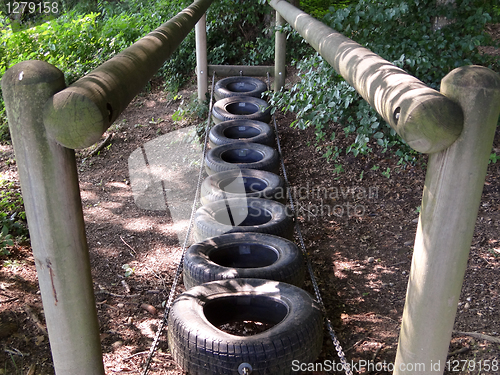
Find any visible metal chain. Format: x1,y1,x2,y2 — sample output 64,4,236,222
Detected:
268,74,353,375
141,72,217,375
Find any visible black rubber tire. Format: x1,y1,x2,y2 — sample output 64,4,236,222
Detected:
194,197,294,242
200,169,286,205
209,120,275,148
214,76,267,102
212,96,271,124
168,278,323,375
205,142,279,176
183,232,305,289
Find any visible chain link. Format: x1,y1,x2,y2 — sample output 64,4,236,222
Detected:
141,73,216,375
268,74,353,375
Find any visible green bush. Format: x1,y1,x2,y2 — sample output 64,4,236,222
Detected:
0,12,106,138
301,0,353,18
0,179,27,255
160,0,278,90
0,0,191,140
270,0,499,164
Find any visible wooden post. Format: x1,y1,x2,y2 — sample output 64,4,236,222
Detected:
274,11,286,92
195,14,208,101
1,60,105,374
394,65,500,374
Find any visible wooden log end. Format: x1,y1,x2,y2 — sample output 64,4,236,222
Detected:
398,92,464,154
442,65,500,91
1,60,64,90
43,89,109,150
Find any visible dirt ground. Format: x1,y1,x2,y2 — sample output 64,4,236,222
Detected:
1,27,500,375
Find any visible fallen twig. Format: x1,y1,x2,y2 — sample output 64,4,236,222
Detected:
23,305,48,336
372,344,383,362
123,351,149,360
0,297,19,303
87,133,113,157
143,265,167,290
453,330,500,343
297,204,317,217
120,236,137,256
26,363,36,375
345,339,364,353
447,346,470,357
95,290,140,298
5,347,28,357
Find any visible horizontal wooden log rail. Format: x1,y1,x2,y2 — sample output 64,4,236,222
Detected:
208,64,275,77
43,0,213,149
269,0,464,154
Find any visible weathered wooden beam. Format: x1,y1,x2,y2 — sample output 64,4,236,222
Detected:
208,65,275,78
195,14,208,101
2,60,105,375
43,0,213,149
274,11,286,91
270,0,464,154
394,66,500,374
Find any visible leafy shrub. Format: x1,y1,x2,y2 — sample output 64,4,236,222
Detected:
159,0,276,90
0,12,106,136
271,54,409,163
301,0,353,18
271,0,498,163
0,179,27,255
0,2,171,131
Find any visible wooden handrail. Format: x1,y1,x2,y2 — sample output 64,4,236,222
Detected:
43,0,213,149
269,0,464,154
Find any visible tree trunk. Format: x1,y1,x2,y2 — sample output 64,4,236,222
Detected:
433,0,455,31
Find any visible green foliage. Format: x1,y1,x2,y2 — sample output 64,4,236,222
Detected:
0,179,27,255
0,0,498,165
271,0,498,163
381,167,391,179
301,0,353,18
122,263,135,277
271,54,407,161
172,94,209,124
0,226,14,255
160,0,279,90
0,11,107,137
0,0,190,139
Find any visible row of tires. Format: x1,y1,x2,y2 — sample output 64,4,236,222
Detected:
167,77,323,374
